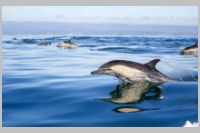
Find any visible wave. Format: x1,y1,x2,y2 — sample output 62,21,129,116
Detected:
183,121,198,127
94,47,152,54
3,36,197,47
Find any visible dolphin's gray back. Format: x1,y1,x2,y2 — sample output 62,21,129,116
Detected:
100,60,148,71
184,41,198,50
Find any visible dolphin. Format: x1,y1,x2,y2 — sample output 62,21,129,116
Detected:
38,42,51,46
91,59,175,84
13,37,17,40
181,41,198,56
57,40,78,49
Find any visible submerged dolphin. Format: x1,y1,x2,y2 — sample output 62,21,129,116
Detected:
38,42,51,46
91,59,174,84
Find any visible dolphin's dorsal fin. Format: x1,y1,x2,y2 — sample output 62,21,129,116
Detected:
145,59,160,70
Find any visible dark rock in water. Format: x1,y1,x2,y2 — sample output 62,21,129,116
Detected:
181,41,198,56
38,42,51,46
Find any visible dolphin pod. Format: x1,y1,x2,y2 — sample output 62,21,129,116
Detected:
36,39,78,49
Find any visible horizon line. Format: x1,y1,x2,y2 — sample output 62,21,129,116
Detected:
3,21,198,27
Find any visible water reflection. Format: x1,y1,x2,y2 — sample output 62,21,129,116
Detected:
113,106,144,113
101,82,162,113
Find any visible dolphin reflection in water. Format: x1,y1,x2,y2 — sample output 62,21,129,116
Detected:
100,81,162,113
91,59,170,113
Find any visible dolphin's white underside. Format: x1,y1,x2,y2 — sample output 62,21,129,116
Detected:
110,65,150,82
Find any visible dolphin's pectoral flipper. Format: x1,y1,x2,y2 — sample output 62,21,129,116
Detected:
145,59,160,70
114,72,134,83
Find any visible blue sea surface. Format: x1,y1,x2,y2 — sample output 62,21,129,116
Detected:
2,35,198,127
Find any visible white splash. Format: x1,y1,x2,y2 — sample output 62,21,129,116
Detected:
183,121,198,127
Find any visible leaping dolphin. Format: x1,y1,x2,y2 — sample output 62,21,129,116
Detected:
91,59,175,84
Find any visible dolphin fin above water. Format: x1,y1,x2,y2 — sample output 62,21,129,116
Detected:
145,59,160,70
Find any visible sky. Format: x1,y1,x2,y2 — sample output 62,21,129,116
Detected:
2,6,198,26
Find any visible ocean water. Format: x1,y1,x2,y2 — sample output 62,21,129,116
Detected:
2,35,198,127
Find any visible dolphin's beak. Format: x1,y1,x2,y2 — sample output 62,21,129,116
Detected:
91,68,113,75
91,69,101,74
